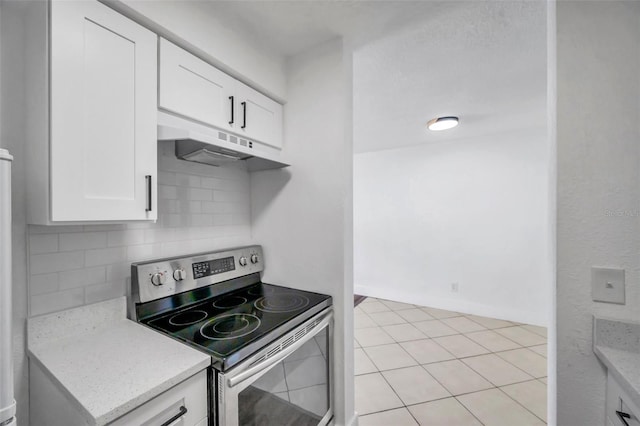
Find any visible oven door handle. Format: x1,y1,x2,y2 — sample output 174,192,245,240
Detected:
227,311,332,388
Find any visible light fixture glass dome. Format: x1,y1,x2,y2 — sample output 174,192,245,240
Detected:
427,116,459,131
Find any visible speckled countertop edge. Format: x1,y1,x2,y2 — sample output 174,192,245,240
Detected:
593,316,640,408
28,297,211,425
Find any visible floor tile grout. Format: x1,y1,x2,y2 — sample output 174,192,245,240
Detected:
355,296,547,425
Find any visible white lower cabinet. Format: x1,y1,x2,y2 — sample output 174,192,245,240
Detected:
606,373,640,426
30,362,208,426
110,371,208,426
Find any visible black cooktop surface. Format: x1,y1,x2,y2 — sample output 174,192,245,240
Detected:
142,283,331,370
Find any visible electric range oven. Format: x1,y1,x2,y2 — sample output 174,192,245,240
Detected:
128,246,333,426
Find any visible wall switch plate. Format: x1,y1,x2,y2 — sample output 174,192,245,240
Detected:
591,267,625,304
451,282,459,293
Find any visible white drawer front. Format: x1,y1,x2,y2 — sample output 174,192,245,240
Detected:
111,371,208,426
607,374,640,426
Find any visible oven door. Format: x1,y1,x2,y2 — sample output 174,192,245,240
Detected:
217,309,333,426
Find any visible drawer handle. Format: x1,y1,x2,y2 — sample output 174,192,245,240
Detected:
160,405,188,426
229,96,234,125
617,410,631,426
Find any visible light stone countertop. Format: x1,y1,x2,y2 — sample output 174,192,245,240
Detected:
593,316,640,407
27,297,211,426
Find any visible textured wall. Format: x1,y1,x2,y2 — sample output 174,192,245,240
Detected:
354,129,551,326
557,2,640,425
27,141,251,316
250,38,355,426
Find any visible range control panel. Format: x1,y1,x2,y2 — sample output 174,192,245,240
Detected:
192,256,235,279
131,245,263,304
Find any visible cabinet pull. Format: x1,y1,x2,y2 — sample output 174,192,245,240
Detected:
229,96,234,125
145,175,152,212
617,410,631,426
241,101,247,129
160,405,188,426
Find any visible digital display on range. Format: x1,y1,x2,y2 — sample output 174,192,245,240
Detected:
192,256,235,279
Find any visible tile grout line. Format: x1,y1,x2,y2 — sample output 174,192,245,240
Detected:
355,298,547,424
495,383,547,423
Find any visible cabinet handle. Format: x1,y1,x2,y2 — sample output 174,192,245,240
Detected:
145,175,152,212
160,405,188,426
617,411,631,426
241,101,247,129
229,96,234,125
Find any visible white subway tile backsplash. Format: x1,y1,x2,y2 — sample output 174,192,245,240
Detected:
188,188,213,201
176,173,201,187
84,281,126,305
30,273,59,296
83,224,127,232
201,177,225,189
107,229,145,247
59,267,107,290
30,225,84,234
28,145,251,316
29,234,58,255
85,247,128,267
158,185,178,200
59,232,107,251
127,244,162,263
30,251,85,275
31,288,85,317
105,262,130,283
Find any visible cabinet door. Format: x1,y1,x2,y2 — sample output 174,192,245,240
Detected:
50,0,157,221
236,83,283,149
159,38,237,133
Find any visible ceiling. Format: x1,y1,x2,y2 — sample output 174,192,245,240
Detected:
352,1,547,153
206,1,448,57
207,0,547,154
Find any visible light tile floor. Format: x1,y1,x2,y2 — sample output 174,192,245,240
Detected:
355,297,547,426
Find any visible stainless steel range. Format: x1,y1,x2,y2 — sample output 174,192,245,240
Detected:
129,246,333,426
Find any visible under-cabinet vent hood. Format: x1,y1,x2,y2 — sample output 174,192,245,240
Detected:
158,111,289,173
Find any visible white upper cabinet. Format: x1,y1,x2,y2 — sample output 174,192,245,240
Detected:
26,0,158,224
159,39,236,133
235,83,283,149
159,38,284,150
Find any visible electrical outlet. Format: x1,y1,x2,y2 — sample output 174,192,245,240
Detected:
591,267,625,304
451,282,459,293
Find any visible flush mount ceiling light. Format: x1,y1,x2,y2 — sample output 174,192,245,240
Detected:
427,116,459,131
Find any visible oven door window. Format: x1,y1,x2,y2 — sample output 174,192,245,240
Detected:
224,326,331,426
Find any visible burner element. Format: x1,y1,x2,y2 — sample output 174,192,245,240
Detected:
254,293,310,313
168,310,208,326
200,314,261,340
213,295,247,309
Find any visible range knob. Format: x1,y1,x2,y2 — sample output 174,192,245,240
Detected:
250,254,259,264
173,268,187,281
239,256,248,267
150,272,167,286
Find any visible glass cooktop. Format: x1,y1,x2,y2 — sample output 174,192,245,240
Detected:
142,283,331,371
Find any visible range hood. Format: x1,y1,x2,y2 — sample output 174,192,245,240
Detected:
158,111,289,172
174,139,289,172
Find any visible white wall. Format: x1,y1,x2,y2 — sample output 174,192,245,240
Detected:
354,129,551,326
250,38,355,426
110,0,287,101
556,2,640,425
1,2,30,423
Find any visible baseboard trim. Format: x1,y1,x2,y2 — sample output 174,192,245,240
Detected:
354,284,547,326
